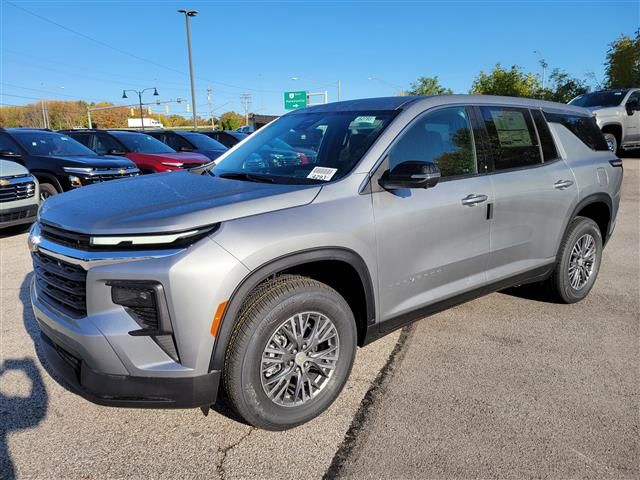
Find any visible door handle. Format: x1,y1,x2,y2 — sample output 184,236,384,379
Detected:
554,180,574,190
461,194,488,206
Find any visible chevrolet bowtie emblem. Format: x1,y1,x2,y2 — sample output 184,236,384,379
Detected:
0,179,9,186
119,169,127,175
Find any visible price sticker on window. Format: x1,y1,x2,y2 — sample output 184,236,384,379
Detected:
307,167,338,181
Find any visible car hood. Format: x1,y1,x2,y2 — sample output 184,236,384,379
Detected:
32,154,136,168
39,170,321,234
129,152,210,163
0,159,30,177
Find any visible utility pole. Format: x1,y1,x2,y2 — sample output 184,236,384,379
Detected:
41,100,49,129
207,85,214,129
240,93,251,127
533,50,547,90
178,9,199,129
337,79,341,101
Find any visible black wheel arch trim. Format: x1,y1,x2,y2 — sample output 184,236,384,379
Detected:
31,171,64,192
565,192,613,248
208,247,376,373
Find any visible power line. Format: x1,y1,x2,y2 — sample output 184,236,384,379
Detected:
4,2,279,95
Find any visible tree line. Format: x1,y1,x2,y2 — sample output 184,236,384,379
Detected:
408,30,639,100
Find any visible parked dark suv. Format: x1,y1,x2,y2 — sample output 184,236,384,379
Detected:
62,129,210,173
0,129,139,199
147,130,227,161
199,130,248,148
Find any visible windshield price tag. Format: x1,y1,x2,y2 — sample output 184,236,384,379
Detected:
307,167,338,181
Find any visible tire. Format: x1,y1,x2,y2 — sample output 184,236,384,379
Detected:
39,183,58,201
603,132,618,154
223,275,357,430
548,216,602,303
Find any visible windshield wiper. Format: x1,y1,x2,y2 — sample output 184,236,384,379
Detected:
218,172,276,183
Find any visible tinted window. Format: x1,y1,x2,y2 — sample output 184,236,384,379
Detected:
569,90,627,108
480,106,542,170
110,132,176,154
388,107,476,178
213,133,234,148
530,109,559,162
163,133,192,151
181,133,226,150
12,131,96,156
627,91,640,106
94,133,123,155
544,112,609,151
213,111,395,184
0,134,21,153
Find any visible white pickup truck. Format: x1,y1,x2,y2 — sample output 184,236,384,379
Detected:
569,88,640,154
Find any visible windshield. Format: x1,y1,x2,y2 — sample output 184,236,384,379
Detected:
13,131,96,156
181,132,226,150
111,132,176,153
569,91,627,108
212,110,396,184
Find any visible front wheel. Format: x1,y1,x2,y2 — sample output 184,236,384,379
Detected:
548,216,603,303
223,275,357,430
603,132,618,154
39,183,58,201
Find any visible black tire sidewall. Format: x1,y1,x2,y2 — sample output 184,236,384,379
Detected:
556,218,602,303
603,133,618,154
40,183,58,199
235,287,356,430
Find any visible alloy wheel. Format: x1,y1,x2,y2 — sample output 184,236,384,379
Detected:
568,233,596,290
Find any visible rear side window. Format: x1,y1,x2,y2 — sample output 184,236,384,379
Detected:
543,112,609,151
480,106,542,170
530,110,559,162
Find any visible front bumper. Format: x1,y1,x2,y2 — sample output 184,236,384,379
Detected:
40,331,220,408
29,222,249,409
0,204,38,228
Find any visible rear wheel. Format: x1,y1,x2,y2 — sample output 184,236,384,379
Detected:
603,132,618,154
223,275,357,430
547,216,602,303
39,183,58,201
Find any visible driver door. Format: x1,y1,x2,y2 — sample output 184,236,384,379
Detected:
372,106,493,328
624,91,640,144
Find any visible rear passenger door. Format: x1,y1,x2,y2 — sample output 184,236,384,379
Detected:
476,106,578,281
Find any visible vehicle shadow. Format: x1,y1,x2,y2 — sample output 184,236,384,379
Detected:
1,275,49,480
499,282,562,304
0,224,32,240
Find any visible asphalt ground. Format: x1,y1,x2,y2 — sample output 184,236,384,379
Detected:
1,157,638,479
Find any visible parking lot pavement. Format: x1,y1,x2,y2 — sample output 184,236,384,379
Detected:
333,158,639,479
0,226,400,479
1,159,638,480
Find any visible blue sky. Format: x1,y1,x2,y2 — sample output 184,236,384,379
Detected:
1,0,638,118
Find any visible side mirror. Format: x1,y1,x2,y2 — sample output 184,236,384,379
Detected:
179,146,194,152
378,161,441,190
0,150,22,159
107,148,127,156
626,99,639,115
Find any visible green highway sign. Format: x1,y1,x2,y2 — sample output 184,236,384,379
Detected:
284,91,307,110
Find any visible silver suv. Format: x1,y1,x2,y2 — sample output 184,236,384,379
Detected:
569,88,640,153
29,95,622,430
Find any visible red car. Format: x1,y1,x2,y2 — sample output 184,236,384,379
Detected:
62,130,210,173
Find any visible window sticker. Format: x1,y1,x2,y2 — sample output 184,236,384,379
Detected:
307,166,338,181
353,116,377,124
490,110,532,147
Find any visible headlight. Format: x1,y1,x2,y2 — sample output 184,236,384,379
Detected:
89,224,219,249
68,175,83,187
161,162,184,167
63,167,94,174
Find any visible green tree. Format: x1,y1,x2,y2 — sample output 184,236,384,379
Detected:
604,29,640,88
470,64,541,97
541,69,589,103
219,111,245,130
407,76,453,96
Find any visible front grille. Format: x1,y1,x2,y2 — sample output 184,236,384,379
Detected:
83,170,139,185
0,206,37,223
0,176,36,202
33,251,87,317
40,222,91,250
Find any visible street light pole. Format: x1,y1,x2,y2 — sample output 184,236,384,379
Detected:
122,87,159,131
533,50,547,90
178,9,198,129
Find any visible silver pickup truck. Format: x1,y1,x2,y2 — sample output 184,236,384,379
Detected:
569,88,640,153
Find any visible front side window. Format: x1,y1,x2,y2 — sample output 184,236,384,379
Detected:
388,107,476,178
212,110,395,184
480,106,542,170
12,131,96,156
163,134,192,151
181,133,226,150
543,112,609,151
110,132,176,154
94,134,123,155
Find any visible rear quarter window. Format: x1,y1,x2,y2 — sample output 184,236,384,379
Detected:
530,109,559,162
543,111,609,151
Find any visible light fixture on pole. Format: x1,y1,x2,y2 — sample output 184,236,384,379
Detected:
122,87,159,131
533,50,548,90
177,9,199,129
